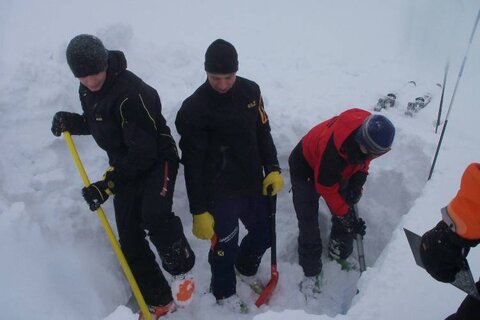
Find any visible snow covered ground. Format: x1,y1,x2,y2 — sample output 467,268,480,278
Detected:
1,0,480,319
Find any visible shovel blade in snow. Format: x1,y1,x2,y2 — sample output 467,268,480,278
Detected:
255,265,279,307
404,228,480,301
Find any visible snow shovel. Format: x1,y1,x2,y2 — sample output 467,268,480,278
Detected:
63,132,152,320
404,228,480,301
353,204,367,273
255,187,279,307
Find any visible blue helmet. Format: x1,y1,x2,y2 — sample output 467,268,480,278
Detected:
355,114,395,155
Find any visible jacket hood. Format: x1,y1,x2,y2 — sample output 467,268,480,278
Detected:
106,50,127,76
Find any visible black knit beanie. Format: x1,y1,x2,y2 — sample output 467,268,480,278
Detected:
66,34,108,77
204,39,238,74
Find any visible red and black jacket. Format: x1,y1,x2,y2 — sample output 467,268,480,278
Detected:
298,108,372,216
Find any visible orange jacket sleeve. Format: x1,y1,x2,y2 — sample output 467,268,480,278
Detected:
442,163,480,240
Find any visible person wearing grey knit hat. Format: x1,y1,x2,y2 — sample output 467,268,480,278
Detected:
66,34,108,78
51,34,197,318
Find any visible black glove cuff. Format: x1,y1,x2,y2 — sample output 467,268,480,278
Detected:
436,221,480,248
104,169,127,194
349,171,367,189
335,210,355,227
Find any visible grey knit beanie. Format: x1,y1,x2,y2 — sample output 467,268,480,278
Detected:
66,34,108,77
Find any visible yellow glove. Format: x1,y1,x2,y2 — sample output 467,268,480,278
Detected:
192,211,215,240
262,171,284,196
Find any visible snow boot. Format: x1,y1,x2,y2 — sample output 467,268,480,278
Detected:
328,237,353,260
328,237,357,271
171,272,195,306
138,301,176,320
328,254,358,271
217,294,249,313
236,270,264,294
300,274,322,299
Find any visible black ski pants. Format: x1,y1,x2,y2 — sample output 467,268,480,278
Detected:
114,159,195,306
208,195,271,300
289,143,354,277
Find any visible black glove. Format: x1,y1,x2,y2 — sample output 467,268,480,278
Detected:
51,111,87,137
346,188,362,205
82,181,111,211
420,221,475,283
337,209,366,236
346,172,367,205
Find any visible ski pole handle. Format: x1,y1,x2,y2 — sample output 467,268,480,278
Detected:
63,132,152,320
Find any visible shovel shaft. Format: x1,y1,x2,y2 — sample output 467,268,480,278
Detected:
255,187,279,307
269,191,277,266
353,204,366,272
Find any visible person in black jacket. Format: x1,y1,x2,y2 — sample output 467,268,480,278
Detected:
51,34,195,319
175,39,284,312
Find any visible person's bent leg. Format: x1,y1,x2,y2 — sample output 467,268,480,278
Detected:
142,160,195,276
291,174,322,277
114,187,172,307
209,198,241,300
235,195,270,276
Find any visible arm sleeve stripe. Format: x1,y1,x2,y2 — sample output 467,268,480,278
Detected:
258,95,268,124
139,93,157,131
119,97,129,128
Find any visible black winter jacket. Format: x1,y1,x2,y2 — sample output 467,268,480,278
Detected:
72,50,178,188
175,77,279,214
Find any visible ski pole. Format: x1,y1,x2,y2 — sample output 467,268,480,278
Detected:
353,204,366,273
435,61,449,134
63,132,152,320
428,8,480,180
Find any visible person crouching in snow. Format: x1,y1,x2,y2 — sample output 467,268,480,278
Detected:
288,108,395,298
51,34,195,319
421,162,480,320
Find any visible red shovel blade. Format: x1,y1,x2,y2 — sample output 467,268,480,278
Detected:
255,265,279,307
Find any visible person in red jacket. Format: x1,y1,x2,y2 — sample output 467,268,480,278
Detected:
288,108,395,297
421,162,480,319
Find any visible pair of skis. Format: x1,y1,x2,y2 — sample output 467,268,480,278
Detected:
374,81,442,117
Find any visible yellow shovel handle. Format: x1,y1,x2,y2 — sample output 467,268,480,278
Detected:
63,132,151,320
